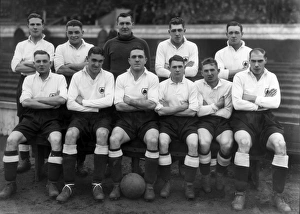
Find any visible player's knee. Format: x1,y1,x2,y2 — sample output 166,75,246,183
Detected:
49,133,62,151
146,136,158,150
109,135,121,149
65,128,78,144
96,129,109,144
272,138,287,155
6,135,19,150
220,138,233,153
238,138,251,153
159,138,169,153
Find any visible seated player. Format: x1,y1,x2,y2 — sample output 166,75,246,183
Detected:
195,58,233,193
231,48,291,212
155,55,199,200
56,47,114,203
0,50,67,199
108,46,159,202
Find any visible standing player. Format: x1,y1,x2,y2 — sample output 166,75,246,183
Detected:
11,13,55,173
231,48,291,212
155,55,199,200
155,17,198,80
102,12,151,78
0,50,67,199
108,47,159,202
215,21,252,80
56,47,114,203
195,58,233,193
54,19,94,176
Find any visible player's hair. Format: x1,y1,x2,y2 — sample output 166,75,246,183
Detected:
66,19,83,29
226,21,243,32
117,12,133,23
33,50,50,59
169,55,184,65
27,13,44,24
129,46,145,57
249,48,267,59
169,17,185,29
201,57,218,69
87,46,104,57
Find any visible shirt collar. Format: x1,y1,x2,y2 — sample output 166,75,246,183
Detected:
127,67,148,77
247,67,269,77
169,76,185,85
203,78,222,89
67,39,86,49
168,36,187,47
35,70,52,81
27,34,45,43
227,40,246,50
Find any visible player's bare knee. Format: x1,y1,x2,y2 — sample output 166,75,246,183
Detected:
238,138,251,153
159,139,169,153
272,138,287,155
6,135,19,151
109,135,121,150
48,133,62,151
220,139,233,154
96,129,109,145
65,128,78,145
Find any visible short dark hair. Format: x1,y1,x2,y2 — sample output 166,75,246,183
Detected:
201,57,218,69
27,13,44,24
169,17,185,29
88,46,104,57
169,55,184,65
33,50,50,59
226,21,243,32
129,46,145,57
249,48,267,59
117,13,133,23
66,19,83,29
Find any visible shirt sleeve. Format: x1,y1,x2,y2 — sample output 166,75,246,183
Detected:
54,45,65,72
67,75,96,112
254,74,281,109
155,82,164,111
11,43,23,72
215,51,229,80
147,74,159,104
197,91,218,117
82,73,115,108
114,76,125,104
232,75,258,111
57,75,68,100
155,42,171,78
214,84,233,119
19,76,33,103
184,43,198,77
188,82,199,112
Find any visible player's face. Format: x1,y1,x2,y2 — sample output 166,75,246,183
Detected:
169,24,185,45
34,54,51,75
87,53,104,75
67,26,83,47
28,18,44,38
226,26,243,46
201,63,219,84
170,60,185,79
249,51,267,78
128,49,147,72
117,16,133,37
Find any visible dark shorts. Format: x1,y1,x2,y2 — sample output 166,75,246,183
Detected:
197,116,231,138
230,110,284,151
13,109,62,143
159,115,198,143
115,111,159,141
68,110,113,139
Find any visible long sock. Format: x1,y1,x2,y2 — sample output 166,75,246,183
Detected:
144,149,159,184
108,149,123,183
3,151,19,181
184,155,199,183
158,153,172,181
62,144,77,184
93,145,108,183
272,155,289,193
199,152,211,175
216,151,231,174
48,151,62,182
19,144,30,159
234,152,249,192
